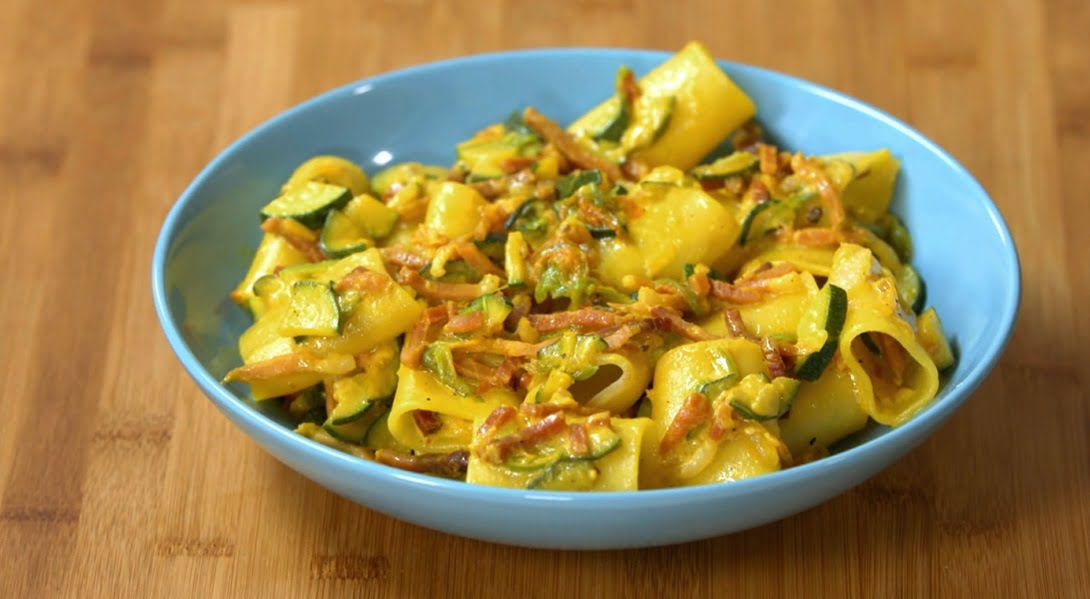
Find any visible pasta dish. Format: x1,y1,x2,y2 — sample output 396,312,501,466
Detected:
224,42,954,491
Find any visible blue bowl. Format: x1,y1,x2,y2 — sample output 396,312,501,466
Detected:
152,48,1020,549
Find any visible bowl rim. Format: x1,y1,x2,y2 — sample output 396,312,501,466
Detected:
151,47,1021,507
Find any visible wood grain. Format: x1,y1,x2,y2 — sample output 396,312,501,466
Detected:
1,0,1087,596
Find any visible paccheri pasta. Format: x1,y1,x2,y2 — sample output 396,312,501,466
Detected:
225,41,955,491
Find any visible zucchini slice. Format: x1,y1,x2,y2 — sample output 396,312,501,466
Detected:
319,209,369,259
593,96,631,143
795,284,848,381
284,156,370,197
690,151,759,182
342,194,399,240
897,264,926,314
323,403,387,444
555,170,603,199
261,181,352,228
726,374,801,421
281,280,341,337
738,200,795,246
528,459,599,491
622,94,675,152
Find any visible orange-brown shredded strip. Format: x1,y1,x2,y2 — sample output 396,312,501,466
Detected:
223,350,354,383
519,403,603,418
659,392,711,454
738,262,798,285
526,307,623,334
650,306,718,341
499,156,536,174
709,401,740,442
445,310,486,334
876,333,908,387
602,321,648,350
400,304,451,368
454,242,504,276
791,227,843,248
476,406,517,443
708,279,766,304
761,337,788,379
723,308,754,340
688,270,711,298
412,410,443,435
397,268,486,301
260,217,325,262
619,68,640,102
487,412,567,462
522,106,624,182
757,143,780,175
793,156,846,228
334,267,390,293
380,246,430,270
451,336,557,358
569,423,589,457
375,449,468,478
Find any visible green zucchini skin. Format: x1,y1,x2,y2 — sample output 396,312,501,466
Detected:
795,284,848,381
261,181,352,229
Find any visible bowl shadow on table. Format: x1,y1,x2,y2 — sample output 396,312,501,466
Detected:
256,321,1075,594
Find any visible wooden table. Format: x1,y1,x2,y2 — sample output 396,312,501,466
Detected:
3,0,1087,596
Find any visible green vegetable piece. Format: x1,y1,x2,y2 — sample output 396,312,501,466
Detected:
690,151,759,182
260,181,352,229
795,284,848,381
282,280,341,337
727,375,801,421
528,459,599,491
422,343,476,396
319,209,369,259
556,170,603,199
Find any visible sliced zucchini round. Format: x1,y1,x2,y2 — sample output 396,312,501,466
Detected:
319,209,369,259
690,151,759,182
281,280,341,338
795,284,848,381
261,181,352,229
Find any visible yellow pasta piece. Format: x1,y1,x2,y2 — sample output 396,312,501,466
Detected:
466,418,650,491
231,232,309,306
570,41,756,170
778,364,868,455
568,349,653,413
425,182,488,239
387,366,519,454
739,246,836,278
599,174,740,285
828,244,939,426
299,249,424,356
821,149,900,224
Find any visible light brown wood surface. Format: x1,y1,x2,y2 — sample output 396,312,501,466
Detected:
2,0,1087,596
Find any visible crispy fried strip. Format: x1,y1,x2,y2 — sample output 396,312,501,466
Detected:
223,350,355,383
454,242,504,276
791,227,843,248
569,423,589,457
723,308,755,340
650,306,718,341
334,267,391,293
522,106,624,182
738,262,798,284
476,406,517,442
660,392,711,454
445,310,486,334
380,246,430,269
761,337,788,379
602,321,648,350
488,412,567,462
397,268,486,301
260,217,325,262
499,156,536,174
876,333,908,387
793,156,846,228
757,143,780,175
375,449,469,478
400,304,451,368
450,337,556,358
526,307,623,333
708,279,766,304
412,410,443,435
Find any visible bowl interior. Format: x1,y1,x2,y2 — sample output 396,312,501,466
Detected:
158,49,1018,467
